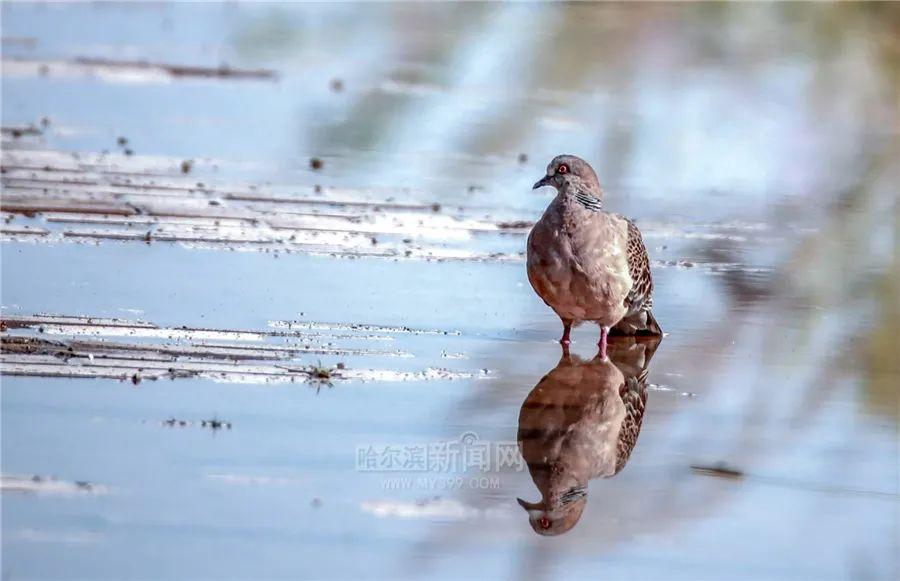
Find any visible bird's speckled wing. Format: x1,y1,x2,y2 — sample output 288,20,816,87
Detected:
624,220,653,315
614,369,649,474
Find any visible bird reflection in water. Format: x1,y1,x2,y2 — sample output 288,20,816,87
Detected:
517,337,661,536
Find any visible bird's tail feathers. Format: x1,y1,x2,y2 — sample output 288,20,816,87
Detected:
643,309,662,336
609,308,662,337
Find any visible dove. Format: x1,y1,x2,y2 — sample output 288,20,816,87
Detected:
516,336,660,536
527,155,661,357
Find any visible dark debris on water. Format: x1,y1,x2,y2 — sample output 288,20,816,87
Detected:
160,416,232,430
690,462,745,480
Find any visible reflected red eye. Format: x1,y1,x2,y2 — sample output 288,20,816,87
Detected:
557,164,568,174
539,517,551,529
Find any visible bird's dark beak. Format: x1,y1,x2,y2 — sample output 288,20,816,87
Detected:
517,497,542,511
532,175,550,190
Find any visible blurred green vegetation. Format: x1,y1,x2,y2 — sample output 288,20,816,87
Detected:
864,208,899,421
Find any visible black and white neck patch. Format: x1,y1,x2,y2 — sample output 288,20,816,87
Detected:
573,191,603,211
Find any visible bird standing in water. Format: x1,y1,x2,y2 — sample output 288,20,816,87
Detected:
527,155,661,358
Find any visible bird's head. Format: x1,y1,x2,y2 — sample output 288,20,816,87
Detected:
517,485,588,536
532,154,600,194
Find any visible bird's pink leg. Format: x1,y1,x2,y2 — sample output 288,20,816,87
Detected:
598,326,609,360
560,319,573,346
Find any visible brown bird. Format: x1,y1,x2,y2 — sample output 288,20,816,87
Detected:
527,155,661,358
516,336,660,536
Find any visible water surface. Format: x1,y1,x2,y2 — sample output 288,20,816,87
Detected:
2,3,898,579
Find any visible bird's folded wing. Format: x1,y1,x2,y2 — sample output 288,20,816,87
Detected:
614,375,648,474
624,220,654,315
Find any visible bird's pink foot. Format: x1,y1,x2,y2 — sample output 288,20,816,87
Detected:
559,320,573,346
598,326,609,360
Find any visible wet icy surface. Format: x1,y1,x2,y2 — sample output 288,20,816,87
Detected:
2,3,898,580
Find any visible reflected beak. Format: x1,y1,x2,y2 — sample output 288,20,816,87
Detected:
532,176,550,190
517,497,542,511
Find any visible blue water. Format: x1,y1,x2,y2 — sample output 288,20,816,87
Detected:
2,2,898,579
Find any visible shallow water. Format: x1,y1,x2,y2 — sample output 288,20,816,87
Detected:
2,3,898,579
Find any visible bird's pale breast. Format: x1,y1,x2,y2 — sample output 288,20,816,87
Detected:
527,196,632,327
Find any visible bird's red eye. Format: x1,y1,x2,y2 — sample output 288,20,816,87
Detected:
539,517,551,529
557,164,568,174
